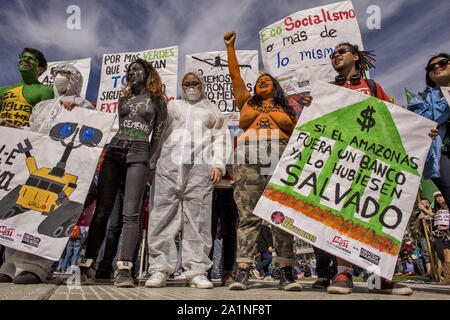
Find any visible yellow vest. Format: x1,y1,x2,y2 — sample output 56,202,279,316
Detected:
0,86,34,127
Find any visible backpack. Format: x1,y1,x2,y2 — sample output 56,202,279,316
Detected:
69,225,81,239
365,79,378,98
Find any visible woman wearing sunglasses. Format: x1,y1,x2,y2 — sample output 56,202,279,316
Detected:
408,53,450,208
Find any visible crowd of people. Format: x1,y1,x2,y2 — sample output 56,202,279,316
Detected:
0,29,449,297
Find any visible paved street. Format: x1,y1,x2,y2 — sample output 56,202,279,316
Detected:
1,277,449,301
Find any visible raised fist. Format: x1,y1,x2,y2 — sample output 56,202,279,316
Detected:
224,31,236,46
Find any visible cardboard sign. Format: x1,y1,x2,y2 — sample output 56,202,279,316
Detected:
97,46,179,114
186,50,258,126
259,1,364,92
253,81,436,279
0,108,115,261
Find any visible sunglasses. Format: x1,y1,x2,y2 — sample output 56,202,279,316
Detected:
182,81,201,87
330,48,350,60
426,58,449,72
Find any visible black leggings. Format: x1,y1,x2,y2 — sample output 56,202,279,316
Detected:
85,142,149,262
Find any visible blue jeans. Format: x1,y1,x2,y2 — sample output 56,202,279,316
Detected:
256,251,272,277
59,238,82,271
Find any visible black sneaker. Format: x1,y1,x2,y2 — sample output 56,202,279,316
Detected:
229,267,250,290
327,272,353,294
368,278,413,295
0,274,12,283
13,272,41,284
279,266,302,291
114,261,134,288
312,277,331,289
65,257,95,285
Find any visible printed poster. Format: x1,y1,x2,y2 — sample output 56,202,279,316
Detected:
253,81,436,279
39,58,91,98
185,50,258,126
96,46,179,114
259,1,365,92
0,108,116,261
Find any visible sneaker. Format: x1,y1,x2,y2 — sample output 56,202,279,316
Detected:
76,257,96,285
312,277,331,289
0,274,12,283
251,269,264,280
279,266,302,291
368,278,413,295
13,272,41,284
174,272,188,280
327,272,353,294
190,274,213,289
145,271,168,288
114,261,134,288
229,267,250,290
221,270,233,286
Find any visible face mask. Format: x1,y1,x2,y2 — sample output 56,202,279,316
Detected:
185,88,201,102
54,74,69,94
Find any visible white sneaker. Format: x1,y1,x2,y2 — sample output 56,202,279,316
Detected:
174,272,187,280
145,271,168,288
190,274,213,289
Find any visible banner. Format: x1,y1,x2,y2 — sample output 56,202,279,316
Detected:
39,58,91,98
185,50,258,126
259,1,364,92
0,108,115,261
96,46,179,114
253,81,436,279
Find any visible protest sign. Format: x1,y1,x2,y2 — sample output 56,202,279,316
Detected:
259,1,364,92
0,108,115,261
185,51,258,126
39,58,91,98
253,81,436,279
96,46,178,114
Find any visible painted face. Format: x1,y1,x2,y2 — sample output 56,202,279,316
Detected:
255,75,274,97
428,57,450,87
127,62,147,88
18,52,39,76
331,45,357,72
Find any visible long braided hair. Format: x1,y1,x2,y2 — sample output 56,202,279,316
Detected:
336,42,376,79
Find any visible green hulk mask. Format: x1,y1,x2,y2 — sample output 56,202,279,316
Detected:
0,48,54,127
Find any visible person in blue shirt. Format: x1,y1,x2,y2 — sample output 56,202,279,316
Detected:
408,53,450,206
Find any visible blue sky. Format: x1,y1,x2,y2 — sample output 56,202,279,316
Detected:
0,0,449,106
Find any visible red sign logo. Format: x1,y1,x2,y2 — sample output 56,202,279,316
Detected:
332,236,349,248
0,226,15,237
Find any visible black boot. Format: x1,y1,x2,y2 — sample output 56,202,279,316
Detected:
229,267,250,290
279,266,302,291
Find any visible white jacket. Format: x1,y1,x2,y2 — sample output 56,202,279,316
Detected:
158,98,232,175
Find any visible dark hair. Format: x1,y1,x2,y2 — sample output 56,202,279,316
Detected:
425,53,450,88
21,47,48,73
121,58,167,101
335,43,376,79
248,73,297,121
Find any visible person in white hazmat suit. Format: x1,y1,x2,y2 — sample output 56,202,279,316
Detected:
145,72,232,289
0,63,93,284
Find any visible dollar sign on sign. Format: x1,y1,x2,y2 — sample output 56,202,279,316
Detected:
357,106,376,132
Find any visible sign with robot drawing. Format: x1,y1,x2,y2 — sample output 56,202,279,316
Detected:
185,50,258,126
0,108,116,261
253,81,436,279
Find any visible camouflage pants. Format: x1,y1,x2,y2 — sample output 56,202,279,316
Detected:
232,139,294,265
